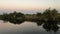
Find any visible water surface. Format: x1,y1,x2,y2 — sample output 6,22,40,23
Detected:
0,20,60,34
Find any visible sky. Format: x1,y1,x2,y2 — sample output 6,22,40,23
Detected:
0,0,60,10
0,0,60,14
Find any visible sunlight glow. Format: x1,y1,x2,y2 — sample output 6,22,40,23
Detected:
0,0,60,10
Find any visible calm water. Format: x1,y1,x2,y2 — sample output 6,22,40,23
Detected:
0,20,60,34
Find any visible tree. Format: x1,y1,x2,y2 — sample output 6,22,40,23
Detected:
51,9,58,20
36,12,41,16
43,8,52,21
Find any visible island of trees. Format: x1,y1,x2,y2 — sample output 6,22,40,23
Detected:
0,8,60,23
0,8,60,32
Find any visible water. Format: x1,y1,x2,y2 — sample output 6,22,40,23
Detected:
0,20,60,34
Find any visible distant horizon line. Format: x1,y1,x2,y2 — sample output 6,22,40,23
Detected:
0,8,59,11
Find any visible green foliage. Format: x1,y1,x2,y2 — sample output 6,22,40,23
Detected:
0,9,60,33
0,11,25,23
0,8,60,23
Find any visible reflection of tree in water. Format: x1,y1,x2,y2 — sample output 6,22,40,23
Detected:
8,18,25,24
3,20,24,24
9,21,24,24
36,20,60,33
0,9,60,33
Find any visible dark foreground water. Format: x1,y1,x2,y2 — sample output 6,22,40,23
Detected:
0,20,60,34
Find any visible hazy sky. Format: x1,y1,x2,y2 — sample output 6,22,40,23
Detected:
0,0,60,10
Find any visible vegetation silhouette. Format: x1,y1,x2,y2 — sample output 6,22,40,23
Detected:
36,20,59,33
0,8,60,32
0,11,25,24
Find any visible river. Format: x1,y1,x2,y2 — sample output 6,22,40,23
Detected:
0,20,60,34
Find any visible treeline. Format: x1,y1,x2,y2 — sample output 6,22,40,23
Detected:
0,8,60,23
0,8,60,32
0,11,25,24
25,8,60,22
